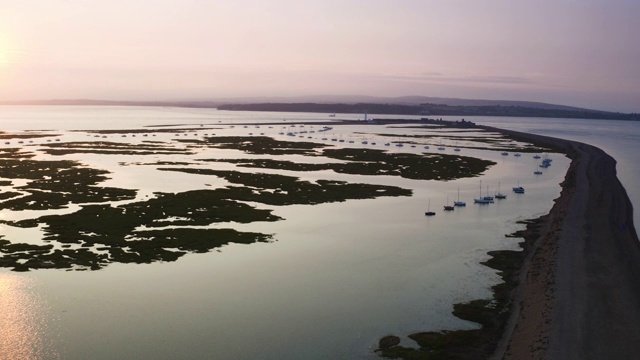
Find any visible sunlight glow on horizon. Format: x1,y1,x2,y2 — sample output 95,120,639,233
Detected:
1,0,639,112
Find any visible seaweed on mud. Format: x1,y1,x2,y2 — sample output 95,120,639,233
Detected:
0,148,37,159
158,168,413,205
39,141,191,156
0,158,137,211
206,147,494,181
184,135,329,155
1,189,281,271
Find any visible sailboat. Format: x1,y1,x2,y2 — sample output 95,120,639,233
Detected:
513,181,525,194
425,199,436,216
474,181,492,204
495,182,507,199
454,188,466,206
444,195,454,211
483,185,494,202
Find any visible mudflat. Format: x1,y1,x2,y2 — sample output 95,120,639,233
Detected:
489,128,640,359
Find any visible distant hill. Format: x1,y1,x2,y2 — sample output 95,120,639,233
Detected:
217,102,640,121
227,95,596,112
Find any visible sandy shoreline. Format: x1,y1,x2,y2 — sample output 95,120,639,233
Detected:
486,127,640,359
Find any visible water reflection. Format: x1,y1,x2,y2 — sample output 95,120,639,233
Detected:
0,273,58,359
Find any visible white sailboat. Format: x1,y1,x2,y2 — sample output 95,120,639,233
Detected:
454,188,466,206
474,181,492,204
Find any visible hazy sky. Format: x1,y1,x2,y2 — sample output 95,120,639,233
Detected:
1,0,639,112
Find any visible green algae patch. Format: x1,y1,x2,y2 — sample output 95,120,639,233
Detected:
0,148,37,159
0,132,52,140
39,141,191,156
322,148,493,180
0,228,271,271
208,147,494,181
189,135,329,155
0,158,137,211
1,189,280,271
158,168,412,205
371,131,551,153
81,128,218,134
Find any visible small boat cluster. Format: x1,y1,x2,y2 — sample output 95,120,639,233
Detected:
535,157,553,175
425,161,556,215
472,180,507,205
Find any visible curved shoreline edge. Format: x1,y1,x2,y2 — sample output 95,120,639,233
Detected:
486,126,640,359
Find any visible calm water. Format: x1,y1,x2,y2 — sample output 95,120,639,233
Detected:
1,106,633,359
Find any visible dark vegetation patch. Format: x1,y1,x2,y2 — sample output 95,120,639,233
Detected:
371,132,550,153
0,148,37,159
323,148,493,180
207,148,493,181
373,132,502,140
187,136,329,155
0,158,137,211
39,141,191,156
158,168,412,205
0,189,280,271
376,218,543,359
81,128,219,134
0,132,53,140
120,161,193,167
385,127,477,132
0,228,272,272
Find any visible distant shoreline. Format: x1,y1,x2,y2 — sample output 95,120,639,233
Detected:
1,100,638,121
216,103,640,121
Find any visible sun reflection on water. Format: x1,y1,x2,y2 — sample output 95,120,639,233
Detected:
0,272,59,360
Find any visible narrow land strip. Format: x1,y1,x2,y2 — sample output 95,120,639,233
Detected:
487,127,640,359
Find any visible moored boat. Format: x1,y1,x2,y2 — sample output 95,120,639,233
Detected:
474,181,493,204
495,182,507,199
454,188,466,206
425,199,436,216
444,196,455,211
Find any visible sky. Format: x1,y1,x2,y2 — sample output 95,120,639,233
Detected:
1,0,639,112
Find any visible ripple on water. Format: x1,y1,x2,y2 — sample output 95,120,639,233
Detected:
0,272,60,359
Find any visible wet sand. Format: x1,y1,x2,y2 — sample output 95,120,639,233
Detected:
486,128,640,359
